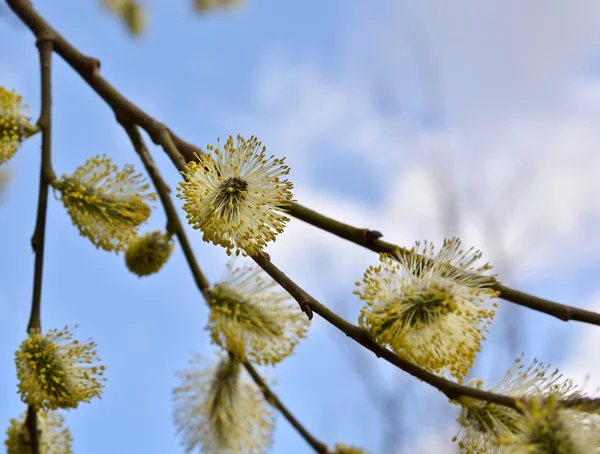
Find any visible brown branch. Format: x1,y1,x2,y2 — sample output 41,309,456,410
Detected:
119,122,211,296
28,37,55,332
242,360,329,454
252,253,600,411
25,36,56,454
120,123,326,452
5,0,202,172
24,406,39,454
7,0,598,327
286,202,600,327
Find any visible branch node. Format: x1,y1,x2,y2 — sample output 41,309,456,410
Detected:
115,112,133,125
302,303,314,320
35,34,53,48
30,234,39,253
364,229,383,242
85,57,101,75
166,218,177,237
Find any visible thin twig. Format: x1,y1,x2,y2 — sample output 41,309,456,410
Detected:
24,406,39,454
28,37,55,332
5,0,201,169
242,360,329,454
286,202,600,327
153,129,188,174
25,36,55,454
7,0,599,327
119,122,211,295
251,253,600,412
121,123,327,453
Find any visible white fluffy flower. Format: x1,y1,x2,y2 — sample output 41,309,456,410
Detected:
356,238,498,381
5,410,73,454
177,135,293,256
206,261,309,365
172,354,273,453
454,355,600,454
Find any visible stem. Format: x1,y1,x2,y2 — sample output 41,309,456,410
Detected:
28,38,55,333
6,0,596,326
153,129,188,174
251,253,600,411
120,123,210,296
24,406,39,454
242,360,329,454
286,202,600,327
26,36,55,454
120,123,327,452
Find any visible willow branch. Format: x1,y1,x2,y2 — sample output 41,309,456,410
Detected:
7,0,597,328
120,123,326,453
242,360,329,454
119,122,211,295
25,36,55,454
24,406,39,454
28,37,55,332
5,0,202,171
286,202,600,326
252,253,600,411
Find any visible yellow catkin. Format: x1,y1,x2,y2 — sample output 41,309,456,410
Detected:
0,86,37,165
194,0,241,13
15,326,106,410
125,230,174,276
453,355,600,453
0,169,10,201
206,261,309,365
173,353,273,454
509,394,600,454
101,0,147,36
356,238,498,382
177,135,293,256
5,410,73,454
52,154,156,253
331,443,369,454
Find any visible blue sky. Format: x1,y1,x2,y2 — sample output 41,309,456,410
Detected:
3,1,600,453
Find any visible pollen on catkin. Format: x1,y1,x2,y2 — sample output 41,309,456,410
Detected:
206,261,309,366
5,410,73,454
356,238,498,382
453,354,599,454
177,135,293,256
101,0,147,36
0,169,11,202
0,86,37,165
172,353,273,454
194,0,241,13
508,394,600,454
331,443,369,454
15,326,106,411
52,154,156,253
125,230,175,276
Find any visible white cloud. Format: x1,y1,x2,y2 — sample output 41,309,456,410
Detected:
241,51,600,282
408,424,459,454
348,0,600,125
